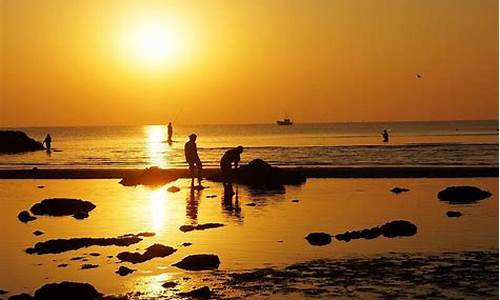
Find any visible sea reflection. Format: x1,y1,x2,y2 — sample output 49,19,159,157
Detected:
146,125,171,168
149,188,168,232
222,184,243,224
186,186,202,224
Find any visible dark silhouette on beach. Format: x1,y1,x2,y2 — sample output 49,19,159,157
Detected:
220,146,244,194
382,129,389,143
43,134,52,152
167,122,173,142
184,134,203,187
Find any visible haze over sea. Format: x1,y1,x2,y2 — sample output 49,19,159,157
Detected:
1,120,498,170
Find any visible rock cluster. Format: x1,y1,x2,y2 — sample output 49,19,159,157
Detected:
173,254,221,270
0,131,45,153
438,186,492,204
117,244,176,264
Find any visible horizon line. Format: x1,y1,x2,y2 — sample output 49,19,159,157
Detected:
0,118,498,129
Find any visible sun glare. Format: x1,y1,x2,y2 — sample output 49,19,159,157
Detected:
123,17,191,68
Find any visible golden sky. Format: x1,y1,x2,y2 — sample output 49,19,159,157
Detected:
1,0,498,126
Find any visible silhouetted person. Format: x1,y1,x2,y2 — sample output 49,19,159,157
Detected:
167,122,173,142
382,129,389,143
220,146,244,195
184,133,203,187
43,134,52,152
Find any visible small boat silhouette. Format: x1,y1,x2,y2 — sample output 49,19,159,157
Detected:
276,118,293,125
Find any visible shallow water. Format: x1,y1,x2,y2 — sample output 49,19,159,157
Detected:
0,178,497,297
1,120,498,169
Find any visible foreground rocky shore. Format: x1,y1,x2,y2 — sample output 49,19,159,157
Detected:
3,251,497,299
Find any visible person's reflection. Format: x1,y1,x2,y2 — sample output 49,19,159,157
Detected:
222,183,242,223
186,186,203,223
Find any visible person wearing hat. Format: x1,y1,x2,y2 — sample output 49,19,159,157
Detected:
220,145,244,188
184,133,203,187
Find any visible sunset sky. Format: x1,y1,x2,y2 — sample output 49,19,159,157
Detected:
1,0,498,126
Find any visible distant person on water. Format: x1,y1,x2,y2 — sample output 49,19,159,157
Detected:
43,134,52,152
184,133,203,187
220,146,244,186
167,122,173,142
382,129,390,143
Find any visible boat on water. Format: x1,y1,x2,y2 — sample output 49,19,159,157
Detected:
276,118,293,125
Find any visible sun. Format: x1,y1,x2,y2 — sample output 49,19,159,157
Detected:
125,18,188,67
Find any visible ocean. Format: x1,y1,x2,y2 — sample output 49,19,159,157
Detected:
0,120,498,169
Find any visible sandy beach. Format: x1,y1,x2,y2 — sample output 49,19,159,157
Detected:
0,177,497,299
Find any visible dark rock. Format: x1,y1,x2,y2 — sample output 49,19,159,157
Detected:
0,131,45,153
37,185,45,189
380,220,417,238
30,198,96,217
391,187,409,194
178,286,211,298
89,252,100,256
173,254,221,270
26,236,143,255
246,202,256,206
161,281,178,288
70,256,85,261
117,244,176,264
206,195,217,198
360,227,381,239
291,199,300,203
8,293,34,300
17,211,36,223
438,186,492,204
182,242,192,247
167,186,180,193
335,233,351,242
34,281,101,300
115,266,135,276
305,233,332,246
446,211,462,218
119,232,156,238
209,159,306,189
80,264,98,270
119,167,177,187
57,263,68,268
73,211,89,220
335,221,415,242
33,230,44,236
179,223,224,232
0,290,7,295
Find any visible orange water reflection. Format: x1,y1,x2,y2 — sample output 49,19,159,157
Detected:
145,125,171,168
149,188,168,232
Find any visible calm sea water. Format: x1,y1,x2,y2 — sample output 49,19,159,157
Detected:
0,120,498,169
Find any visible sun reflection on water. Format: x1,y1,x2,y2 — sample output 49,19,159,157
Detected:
146,125,170,168
149,188,168,232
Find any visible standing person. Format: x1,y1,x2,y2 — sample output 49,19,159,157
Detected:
382,129,390,143
220,146,244,188
167,122,173,142
43,134,52,152
184,134,203,187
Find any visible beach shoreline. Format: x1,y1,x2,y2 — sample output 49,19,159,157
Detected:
0,166,497,179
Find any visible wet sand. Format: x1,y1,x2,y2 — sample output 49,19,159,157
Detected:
0,166,497,179
0,178,497,299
